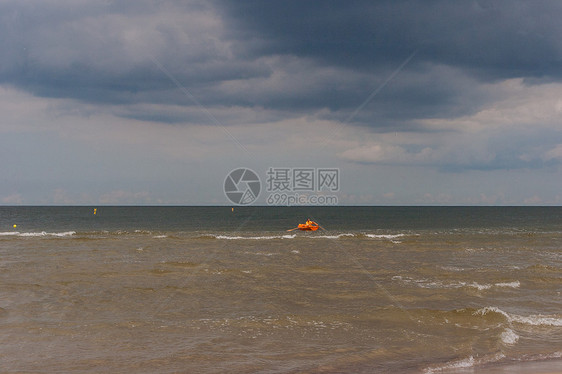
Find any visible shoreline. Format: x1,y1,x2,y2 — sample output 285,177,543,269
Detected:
448,358,562,374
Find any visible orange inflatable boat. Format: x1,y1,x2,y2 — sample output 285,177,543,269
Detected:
298,222,319,231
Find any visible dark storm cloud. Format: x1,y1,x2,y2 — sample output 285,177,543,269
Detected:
0,1,270,106
219,0,562,80
215,0,562,125
1,0,561,126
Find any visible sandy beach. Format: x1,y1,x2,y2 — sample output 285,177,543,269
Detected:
452,359,562,374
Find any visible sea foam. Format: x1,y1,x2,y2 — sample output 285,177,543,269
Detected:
424,353,506,374
476,306,562,327
501,328,519,345
365,233,405,239
213,234,296,240
0,231,76,237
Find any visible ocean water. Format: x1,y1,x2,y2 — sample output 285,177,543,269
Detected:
0,206,561,373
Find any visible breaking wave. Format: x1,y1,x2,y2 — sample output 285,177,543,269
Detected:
475,306,562,327
0,231,76,237
424,353,506,373
201,232,407,240
365,233,405,239
211,234,297,240
2,229,410,241
392,276,521,291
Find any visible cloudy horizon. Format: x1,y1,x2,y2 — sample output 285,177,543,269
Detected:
1,0,562,205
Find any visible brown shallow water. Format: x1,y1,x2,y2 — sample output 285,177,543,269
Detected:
0,207,561,372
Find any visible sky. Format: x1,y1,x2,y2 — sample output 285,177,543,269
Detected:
1,0,562,205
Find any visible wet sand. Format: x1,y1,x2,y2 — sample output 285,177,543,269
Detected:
456,359,562,373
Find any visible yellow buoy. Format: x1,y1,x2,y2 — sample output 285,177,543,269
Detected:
93,208,97,215
13,224,17,228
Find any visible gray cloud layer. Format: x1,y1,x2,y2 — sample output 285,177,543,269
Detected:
3,1,561,119
2,0,562,180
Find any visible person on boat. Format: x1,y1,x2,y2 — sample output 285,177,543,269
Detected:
305,219,313,226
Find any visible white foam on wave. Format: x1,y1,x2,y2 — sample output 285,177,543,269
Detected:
466,280,520,291
467,282,492,290
0,232,19,236
424,356,476,373
440,265,466,272
392,277,520,291
313,233,355,239
511,314,562,326
501,328,519,345
466,281,519,290
0,231,76,237
204,232,407,241
476,306,562,327
214,234,296,240
153,235,168,238
365,233,405,239
424,353,508,374
51,231,76,237
495,281,521,288
20,232,48,237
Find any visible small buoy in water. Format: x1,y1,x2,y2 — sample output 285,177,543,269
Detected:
13,224,17,228
93,208,97,215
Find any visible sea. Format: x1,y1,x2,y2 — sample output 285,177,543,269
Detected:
0,206,561,373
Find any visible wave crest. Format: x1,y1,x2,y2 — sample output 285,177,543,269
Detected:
0,231,76,237
392,277,520,291
475,307,562,327
211,234,297,240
